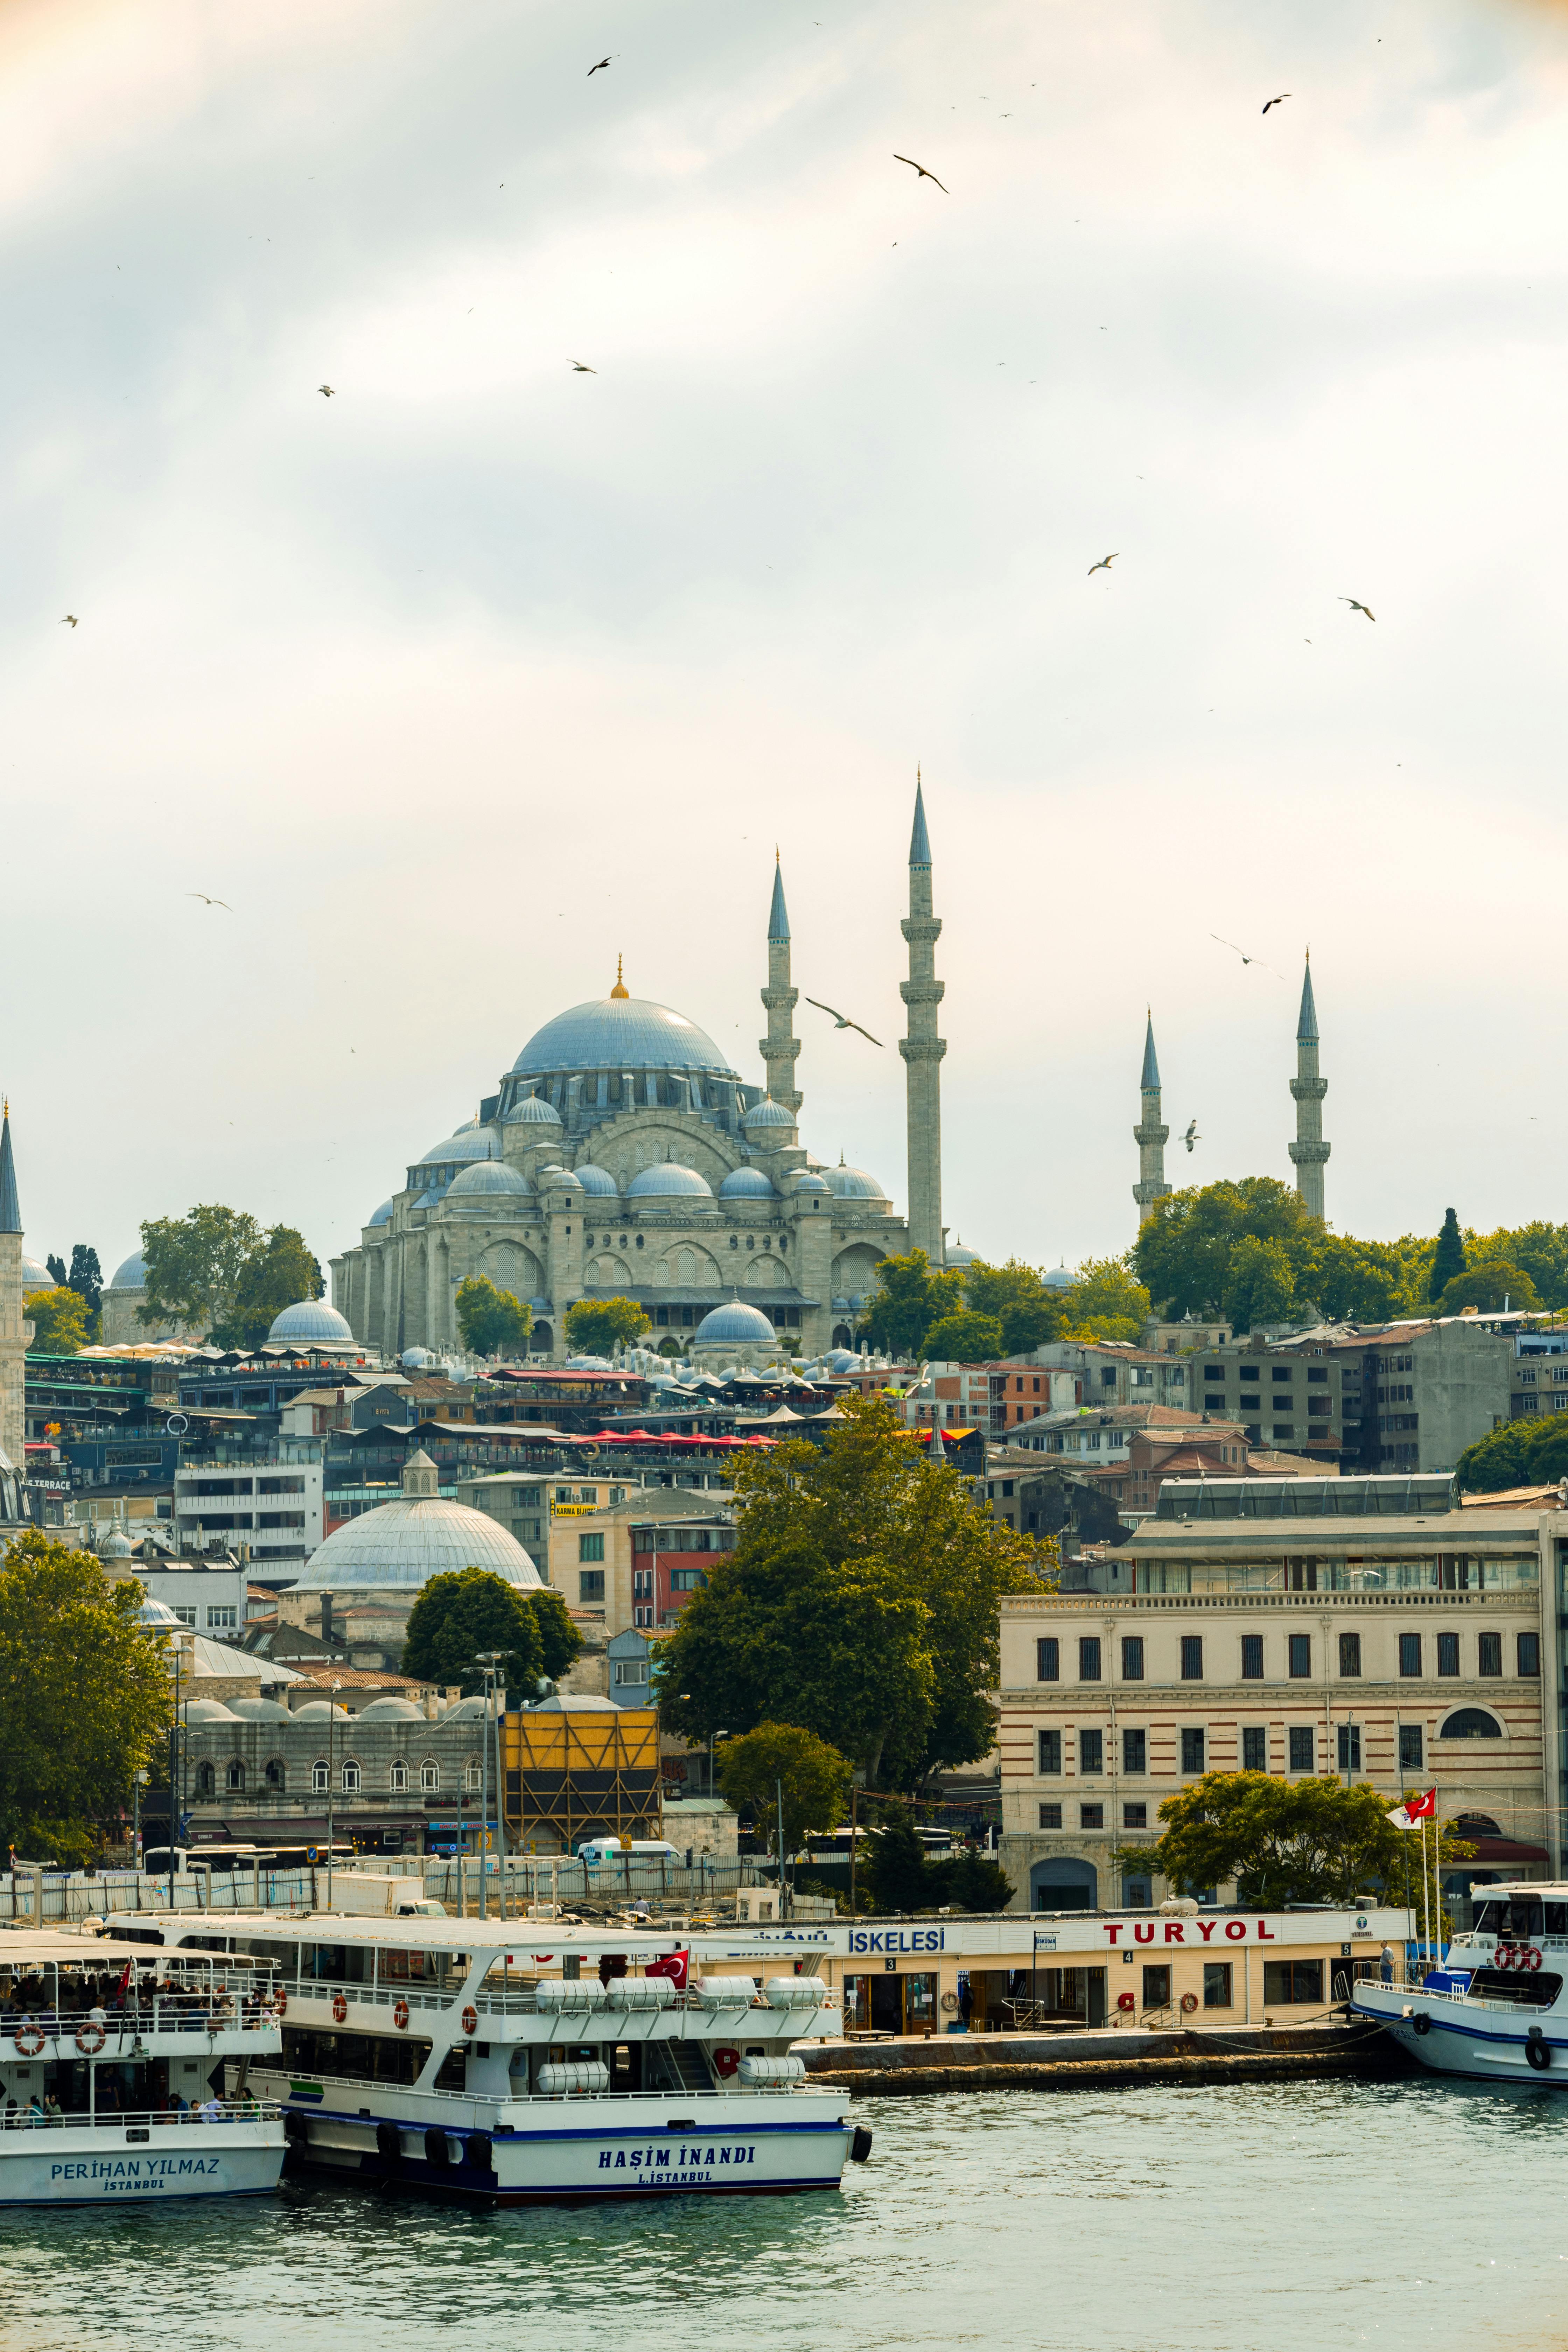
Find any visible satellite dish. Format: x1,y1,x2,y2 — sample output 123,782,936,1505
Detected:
165,1413,189,1437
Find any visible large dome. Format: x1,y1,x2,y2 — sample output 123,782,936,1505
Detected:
110,1250,147,1289
511,995,736,1079
293,1495,541,1592
719,1167,776,1200
268,1298,356,1346
415,1125,500,1169
825,1164,887,1200
21,1254,53,1295
445,1161,532,1201
694,1298,778,1345
626,1161,713,1200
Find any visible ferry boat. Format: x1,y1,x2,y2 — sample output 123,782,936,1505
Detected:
1351,1882,1568,2084
0,1931,286,2206
147,1912,870,2205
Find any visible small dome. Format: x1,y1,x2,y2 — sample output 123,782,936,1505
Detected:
101,1529,134,1559
742,1097,794,1130
415,1125,500,1168
573,1164,619,1197
445,1161,531,1200
504,1093,562,1128
227,1695,294,1722
133,1596,181,1627
786,1170,831,1197
184,1698,240,1723
401,1346,432,1369
292,1700,351,1720
719,1167,776,1200
441,1695,489,1720
627,1161,714,1199
21,1254,54,1295
831,1295,850,1312
268,1298,356,1346
1043,1264,1076,1290
537,1163,584,1193
826,1348,860,1373
946,1242,978,1267
367,1200,395,1228
694,1298,778,1346
110,1250,147,1290
357,1696,425,1720
566,1353,612,1371
826,1164,887,1201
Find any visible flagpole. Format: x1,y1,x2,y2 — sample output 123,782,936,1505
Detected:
1419,1816,1429,1968
1430,1785,1442,1970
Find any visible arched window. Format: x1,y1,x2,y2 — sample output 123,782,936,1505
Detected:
196,1762,215,1798
312,1760,329,1794
1455,1811,1502,1837
342,1762,361,1793
464,1759,483,1792
390,1762,408,1793
226,1760,245,1792
420,1762,439,1792
264,1760,286,1792
1438,1708,1504,1741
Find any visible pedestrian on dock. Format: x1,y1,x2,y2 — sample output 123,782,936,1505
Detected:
1380,1944,1395,1984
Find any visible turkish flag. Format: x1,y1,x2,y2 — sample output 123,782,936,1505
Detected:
645,1950,689,1989
1387,1789,1437,1828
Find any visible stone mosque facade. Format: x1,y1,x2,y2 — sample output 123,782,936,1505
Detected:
330,788,948,1364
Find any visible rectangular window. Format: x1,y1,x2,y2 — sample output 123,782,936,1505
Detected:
1437,1632,1460,1678
1142,1965,1171,2009
1399,1724,1423,1770
1203,1962,1233,2010
1338,1631,1361,1678
1122,1728,1146,1775
1242,1726,1267,1771
1038,1802,1062,1829
1079,1636,1102,1682
1036,1637,1059,1682
1288,1633,1311,1679
1181,1636,1203,1681
1080,1802,1104,1829
1399,1632,1421,1678
578,1570,605,1601
1263,1960,1323,2005
205,1605,237,1631
1121,1636,1144,1681
578,1532,605,1562
1181,1727,1205,1774
1288,1726,1314,1772
1240,1633,1263,1680
1478,1631,1502,1678
1519,1631,1541,1678
1038,1730,1062,1775
1123,1801,1148,1829
1079,1729,1103,1775
1337,1723,1361,1773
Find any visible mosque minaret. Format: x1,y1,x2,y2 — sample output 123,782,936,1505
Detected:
759,855,802,1116
1288,953,1330,1221
1132,1011,1171,1233
899,775,947,1265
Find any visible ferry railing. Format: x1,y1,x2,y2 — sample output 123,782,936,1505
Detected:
289,1980,838,2022
247,2069,810,2110
1,2002,282,2048
0,2101,284,2132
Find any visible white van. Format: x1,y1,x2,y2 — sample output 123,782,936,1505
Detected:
575,1838,682,1864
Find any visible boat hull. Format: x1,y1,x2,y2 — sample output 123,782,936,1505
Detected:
0,2119,286,2207
1352,1983,1568,2086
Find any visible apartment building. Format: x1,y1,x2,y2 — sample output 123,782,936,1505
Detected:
172,1457,325,1569
897,1359,1078,1437
998,1500,1557,1913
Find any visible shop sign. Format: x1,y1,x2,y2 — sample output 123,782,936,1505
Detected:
847,1928,946,1955
1101,1919,1278,1946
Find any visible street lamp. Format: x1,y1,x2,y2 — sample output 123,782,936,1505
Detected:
132,1769,149,1867
475,1652,506,1923
326,1680,343,1910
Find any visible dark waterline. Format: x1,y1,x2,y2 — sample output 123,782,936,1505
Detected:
5,2077,1568,2352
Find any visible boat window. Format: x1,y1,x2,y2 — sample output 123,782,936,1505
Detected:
1473,1899,1505,1936
1468,1969,1563,2009
301,1942,374,1986
1547,1905,1568,1938
279,2025,432,2086
432,2043,468,2092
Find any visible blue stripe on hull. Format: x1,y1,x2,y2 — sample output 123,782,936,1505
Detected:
284,2149,842,2206
1351,1997,1568,2079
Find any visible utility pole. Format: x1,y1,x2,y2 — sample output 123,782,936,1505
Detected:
326,1680,342,1911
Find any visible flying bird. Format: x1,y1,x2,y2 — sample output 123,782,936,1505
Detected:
318,384,335,397
1211,933,1286,980
587,54,614,73
893,154,948,192
569,359,596,372
1340,597,1376,621
1262,93,1291,112
60,615,78,628
1087,553,1118,576
806,997,883,1047
187,893,233,911
1184,1120,1200,1153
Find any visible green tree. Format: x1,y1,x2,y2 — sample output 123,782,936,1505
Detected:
1438,1261,1539,1315
860,1249,963,1359
1300,1232,1420,1324
714,1722,853,1860
1223,1234,1297,1332
1466,1221,1568,1312
67,1245,104,1315
922,1309,1005,1363
25,1287,92,1355
860,1807,938,1911
1115,1770,1472,1908
564,1297,652,1356
0,1532,172,1862
658,1394,1054,1786
1457,1415,1568,1494
400,1567,546,1695
139,1205,264,1337
962,1259,1069,1355
211,1225,324,1351
941,1846,1015,1911
1062,1255,1152,1343
1134,1179,1321,1318
454,1274,529,1358
529,1586,584,1680
46,1253,67,1288
1430,1208,1466,1300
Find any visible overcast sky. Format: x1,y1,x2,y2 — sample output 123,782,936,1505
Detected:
4,0,1567,1289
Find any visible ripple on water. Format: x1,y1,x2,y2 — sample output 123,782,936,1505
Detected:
5,2077,1568,2352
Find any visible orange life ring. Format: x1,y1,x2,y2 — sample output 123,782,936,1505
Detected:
1180,1993,1199,2015
393,2000,410,2031
273,1988,287,2017
14,2028,45,2058
75,2021,106,2054
712,2045,740,2078
1117,1992,1136,2013
461,2005,478,2037
331,1994,348,2024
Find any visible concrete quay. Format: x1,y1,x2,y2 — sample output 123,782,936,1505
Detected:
800,2020,1401,2097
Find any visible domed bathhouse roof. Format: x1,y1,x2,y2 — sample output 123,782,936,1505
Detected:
357,1696,425,1720
268,1298,356,1347
565,1353,612,1371
444,1160,532,1203
132,1596,181,1628
184,1698,240,1724
693,1298,778,1347
718,1166,776,1200
742,1096,794,1132
572,1164,619,1197
441,1695,490,1721
109,1249,148,1290
291,1450,541,1593
504,1092,563,1129
367,1200,395,1228
626,1160,714,1200
293,1700,351,1720
400,1346,432,1369
826,1348,860,1373
825,1163,887,1200
21,1254,53,1295
510,993,737,1082
227,1695,294,1722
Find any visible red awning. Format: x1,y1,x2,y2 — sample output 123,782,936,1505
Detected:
1466,1838,1550,1864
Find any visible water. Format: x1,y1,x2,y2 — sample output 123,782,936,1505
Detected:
6,2078,1568,2352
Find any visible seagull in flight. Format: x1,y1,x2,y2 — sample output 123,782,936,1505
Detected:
1211,933,1286,980
569,359,597,372
1340,596,1375,621
187,893,233,911
806,997,883,1046
60,614,78,628
588,54,615,73
318,384,335,397
1262,93,1291,112
1087,552,1118,576
893,154,948,192
1184,1119,1200,1153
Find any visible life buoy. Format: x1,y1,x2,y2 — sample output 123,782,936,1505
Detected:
1117,1992,1136,2013
273,1989,287,2017
712,2045,740,2078
393,2000,410,2031
1180,1993,1199,2015
939,1991,960,2014
331,1994,348,2024
14,2028,45,2058
1526,1948,1544,1973
461,2005,478,2037
1527,2036,1553,2071
75,2021,106,2054
1411,2012,1431,2037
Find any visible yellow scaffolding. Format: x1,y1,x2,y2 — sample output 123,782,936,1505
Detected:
499,1704,661,1850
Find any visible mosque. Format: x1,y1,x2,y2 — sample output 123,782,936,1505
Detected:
329,786,949,1364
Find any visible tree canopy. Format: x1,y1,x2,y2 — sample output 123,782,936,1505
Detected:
400,1567,582,1695
139,1206,321,1344
1430,1208,1466,1300
922,1309,1005,1363
1456,1414,1568,1494
454,1274,529,1358
1117,1770,1472,1912
25,1287,92,1356
0,1533,171,1864
1132,1178,1443,1329
859,1249,964,1358
858,1809,1014,1913
1438,1260,1539,1315
1061,1256,1152,1343
67,1245,104,1315
657,1393,1054,1787
714,1723,853,1860
211,1226,324,1351
564,1297,652,1355
960,1258,1069,1356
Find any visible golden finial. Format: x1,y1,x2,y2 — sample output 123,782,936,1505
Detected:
610,955,629,1001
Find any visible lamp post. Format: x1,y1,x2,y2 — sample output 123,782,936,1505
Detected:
475,1652,505,1923
132,1769,149,1867
326,1680,343,1910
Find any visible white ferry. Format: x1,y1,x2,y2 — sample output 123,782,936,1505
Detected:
0,1931,286,2206
1351,1883,1568,2083
144,1912,870,2205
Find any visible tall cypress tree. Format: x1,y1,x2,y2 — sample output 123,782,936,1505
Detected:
1430,1208,1466,1301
